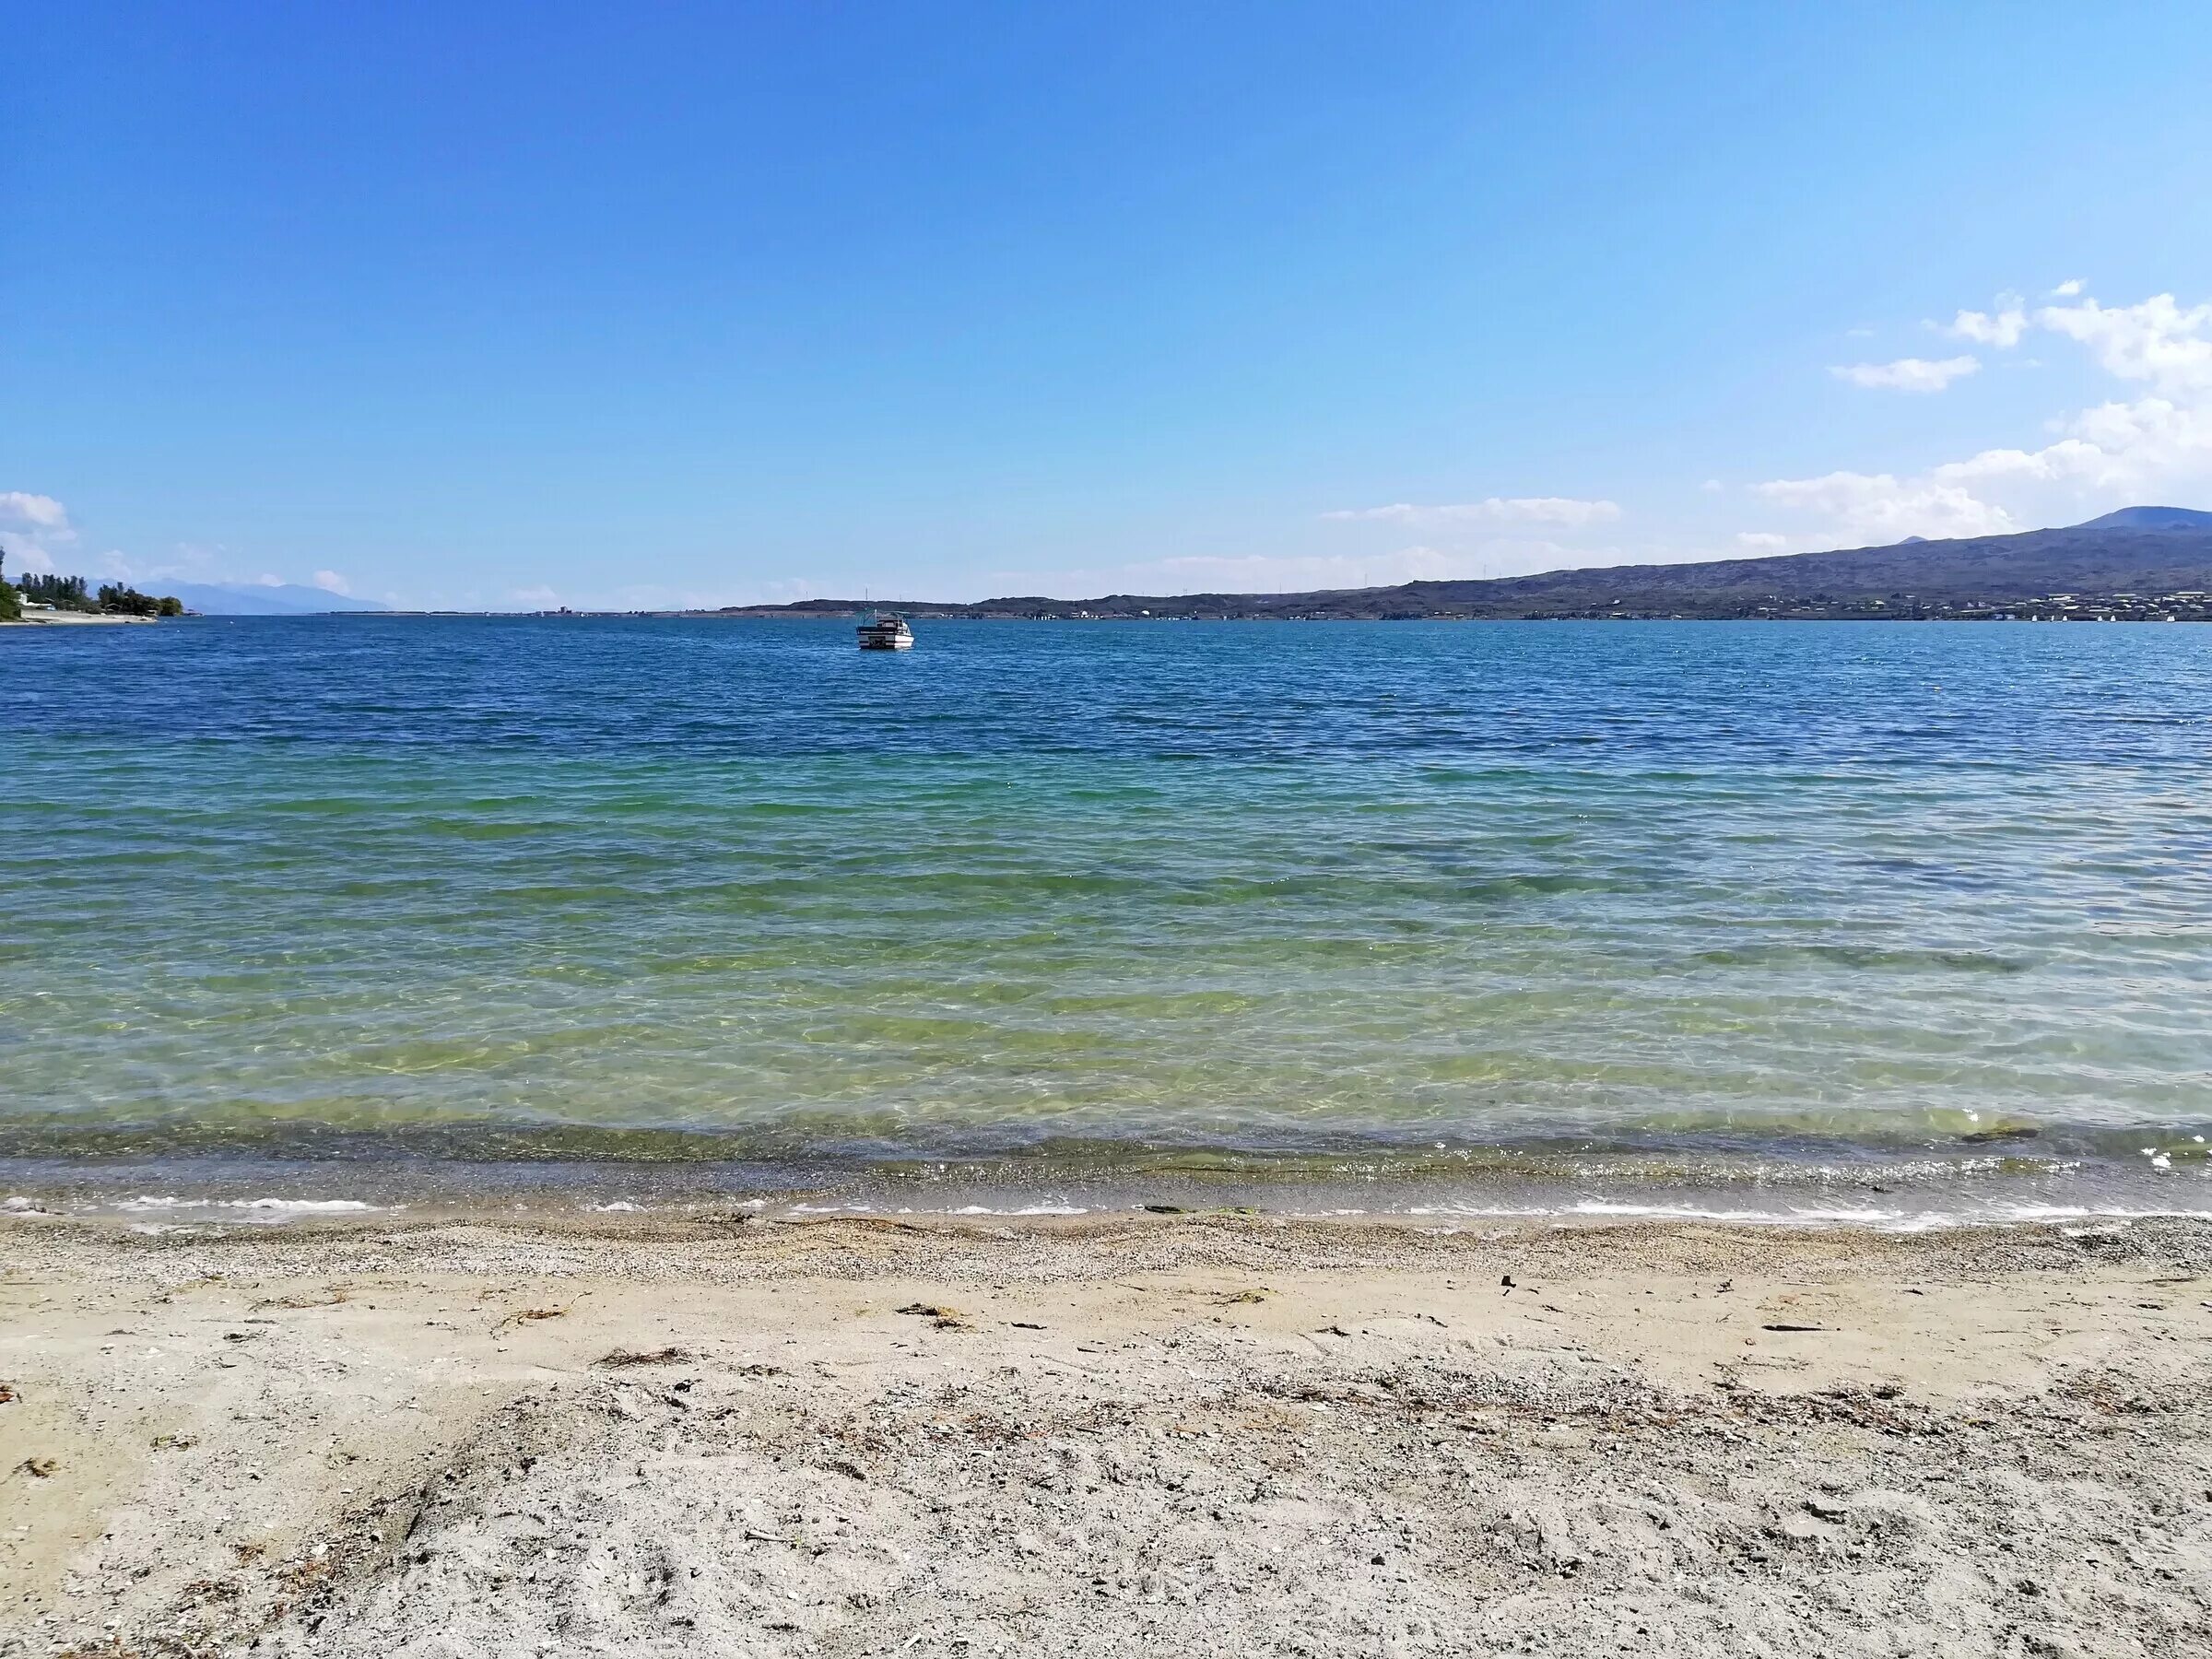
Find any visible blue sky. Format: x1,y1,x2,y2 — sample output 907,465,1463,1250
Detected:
7,2,2212,610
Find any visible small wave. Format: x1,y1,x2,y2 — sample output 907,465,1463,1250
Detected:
1393,1196,2212,1232
1689,944,2030,974
104,1194,392,1222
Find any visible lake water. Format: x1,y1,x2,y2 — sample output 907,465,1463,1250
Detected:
3,616,2208,1223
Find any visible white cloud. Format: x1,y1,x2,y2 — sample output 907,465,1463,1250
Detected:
2033,292,2212,394
507,585,561,608
0,491,72,534
2050,278,2084,298
1322,497,1622,528
1941,293,2029,348
1760,284,2212,545
311,570,353,595
1752,473,2019,543
1733,532,1792,551
1926,439,2110,488
1830,356,1981,394
0,491,80,578
2065,395,2212,477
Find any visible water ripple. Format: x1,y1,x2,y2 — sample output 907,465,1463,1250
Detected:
3,617,2208,1182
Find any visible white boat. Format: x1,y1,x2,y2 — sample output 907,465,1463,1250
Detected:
856,614,914,650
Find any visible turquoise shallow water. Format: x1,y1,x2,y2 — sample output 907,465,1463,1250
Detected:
3,616,2208,1212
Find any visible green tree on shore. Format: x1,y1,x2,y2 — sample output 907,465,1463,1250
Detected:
97,582,164,617
1,556,183,618
0,548,19,622
19,573,95,611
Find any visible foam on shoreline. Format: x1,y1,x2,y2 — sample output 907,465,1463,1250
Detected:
7,1168,2208,1233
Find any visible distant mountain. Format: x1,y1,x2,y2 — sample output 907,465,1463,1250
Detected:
2075,505,2212,531
167,582,390,616
705,508,2212,622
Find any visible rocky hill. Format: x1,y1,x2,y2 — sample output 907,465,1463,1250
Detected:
712,512,2212,621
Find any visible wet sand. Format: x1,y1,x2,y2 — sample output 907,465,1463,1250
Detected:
4,1213,2209,1657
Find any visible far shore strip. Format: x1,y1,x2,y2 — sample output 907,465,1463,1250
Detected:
0,612,158,626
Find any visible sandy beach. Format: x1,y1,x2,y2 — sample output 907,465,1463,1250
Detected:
3,1212,2208,1657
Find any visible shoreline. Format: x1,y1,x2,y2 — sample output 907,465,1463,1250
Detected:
7,1145,2209,1238
5,1213,2209,1655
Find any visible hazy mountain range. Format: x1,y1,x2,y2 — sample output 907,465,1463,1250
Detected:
146,506,2212,619
168,582,389,616
710,507,2212,621
2074,506,2212,531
